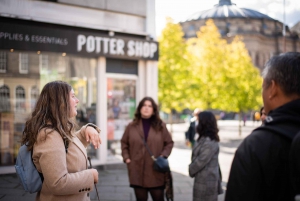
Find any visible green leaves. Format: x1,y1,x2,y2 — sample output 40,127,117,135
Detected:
158,19,262,114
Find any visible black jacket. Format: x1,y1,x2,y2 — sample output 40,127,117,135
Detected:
185,119,196,143
225,99,300,201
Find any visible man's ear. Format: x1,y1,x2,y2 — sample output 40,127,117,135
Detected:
268,80,279,100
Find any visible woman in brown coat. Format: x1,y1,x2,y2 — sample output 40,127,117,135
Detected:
121,97,174,201
21,81,102,201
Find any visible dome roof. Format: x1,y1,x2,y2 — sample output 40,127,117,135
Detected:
186,0,275,21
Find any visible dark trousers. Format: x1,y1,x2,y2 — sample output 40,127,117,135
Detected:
133,187,164,201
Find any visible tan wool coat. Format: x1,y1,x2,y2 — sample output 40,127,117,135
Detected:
121,120,174,188
33,126,94,201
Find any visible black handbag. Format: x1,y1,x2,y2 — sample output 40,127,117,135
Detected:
141,137,170,173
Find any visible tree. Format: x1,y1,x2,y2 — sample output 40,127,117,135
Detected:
158,18,192,132
187,19,262,135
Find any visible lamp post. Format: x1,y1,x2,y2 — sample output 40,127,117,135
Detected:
282,0,286,52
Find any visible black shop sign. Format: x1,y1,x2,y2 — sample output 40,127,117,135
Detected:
0,18,158,61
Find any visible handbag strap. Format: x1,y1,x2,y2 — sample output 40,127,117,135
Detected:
88,157,100,201
140,135,156,161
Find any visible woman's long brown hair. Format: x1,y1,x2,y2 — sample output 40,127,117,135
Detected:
133,97,163,131
21,81,76,151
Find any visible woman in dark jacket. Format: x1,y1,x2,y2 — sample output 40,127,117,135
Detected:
189,111,223,201
121,97,174,201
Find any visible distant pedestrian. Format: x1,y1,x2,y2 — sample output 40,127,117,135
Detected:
225,52,300,201
185,108,200,148
121,97,174,201
260,106,266,123
189,111,223,201
22,81,101,201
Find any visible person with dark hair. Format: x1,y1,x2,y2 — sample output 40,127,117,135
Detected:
225,52,300,201
189,111,223,201
185,108,201,148
121,97,174,201
22,81,101,201
260,106,266,123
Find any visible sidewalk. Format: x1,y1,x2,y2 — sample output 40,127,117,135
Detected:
0,164,227,201
0,164,194,201
0,120,257,201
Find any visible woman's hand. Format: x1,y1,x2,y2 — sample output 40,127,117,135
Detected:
125,158,131,163
85,126,102,149
90,169,99,183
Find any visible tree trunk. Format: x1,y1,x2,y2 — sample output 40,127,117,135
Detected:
168,112,173,135
239,111,242,136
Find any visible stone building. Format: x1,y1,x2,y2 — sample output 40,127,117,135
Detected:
180,0,300,70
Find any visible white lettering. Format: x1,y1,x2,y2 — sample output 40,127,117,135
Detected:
150,43,157,58
95,37,102,53
109,38,117,55
117,39,125,55
102,38,110,54
77,35,86,51
143,42,150,58
127,40,135,57
86,36,95,53
135,42,143,57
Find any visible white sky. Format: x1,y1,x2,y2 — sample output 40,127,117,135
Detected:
155,0,300,37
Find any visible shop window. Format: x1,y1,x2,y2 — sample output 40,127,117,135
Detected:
19,53,29,74
39,55,48,72
15,86,26,111
31,86,39,110
0,85,10,112
0,52,7,73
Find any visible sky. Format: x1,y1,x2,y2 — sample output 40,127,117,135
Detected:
155,0,300,37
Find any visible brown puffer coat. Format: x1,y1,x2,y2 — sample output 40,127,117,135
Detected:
121,120,173,188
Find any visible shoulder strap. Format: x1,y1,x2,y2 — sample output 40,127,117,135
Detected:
140,135,156,161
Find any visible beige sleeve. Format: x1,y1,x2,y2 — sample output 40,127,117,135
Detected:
75,125,90,147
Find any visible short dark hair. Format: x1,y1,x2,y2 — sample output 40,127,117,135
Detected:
262,52,300,96
260,106,264,116
196,111,220,142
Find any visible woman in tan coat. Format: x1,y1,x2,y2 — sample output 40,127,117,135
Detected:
121,97,173,201
21,81,101,201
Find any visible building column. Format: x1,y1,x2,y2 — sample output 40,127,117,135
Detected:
137,60,146,102
145,61,158,103
96,57,107,164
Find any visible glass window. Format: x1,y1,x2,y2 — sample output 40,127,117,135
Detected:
31,86,39,110
0,52,7,73
15,86,26,111
0,50,98,166
39,55,48,72
19,53,29,74
0,85,10,112
107,78,136,160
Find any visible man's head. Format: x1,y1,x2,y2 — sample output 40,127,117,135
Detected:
262,52,300,114
193,108,201,117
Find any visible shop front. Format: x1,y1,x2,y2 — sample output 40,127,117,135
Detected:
0,16,159,169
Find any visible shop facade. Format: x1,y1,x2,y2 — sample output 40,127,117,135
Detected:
0,0,158,171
